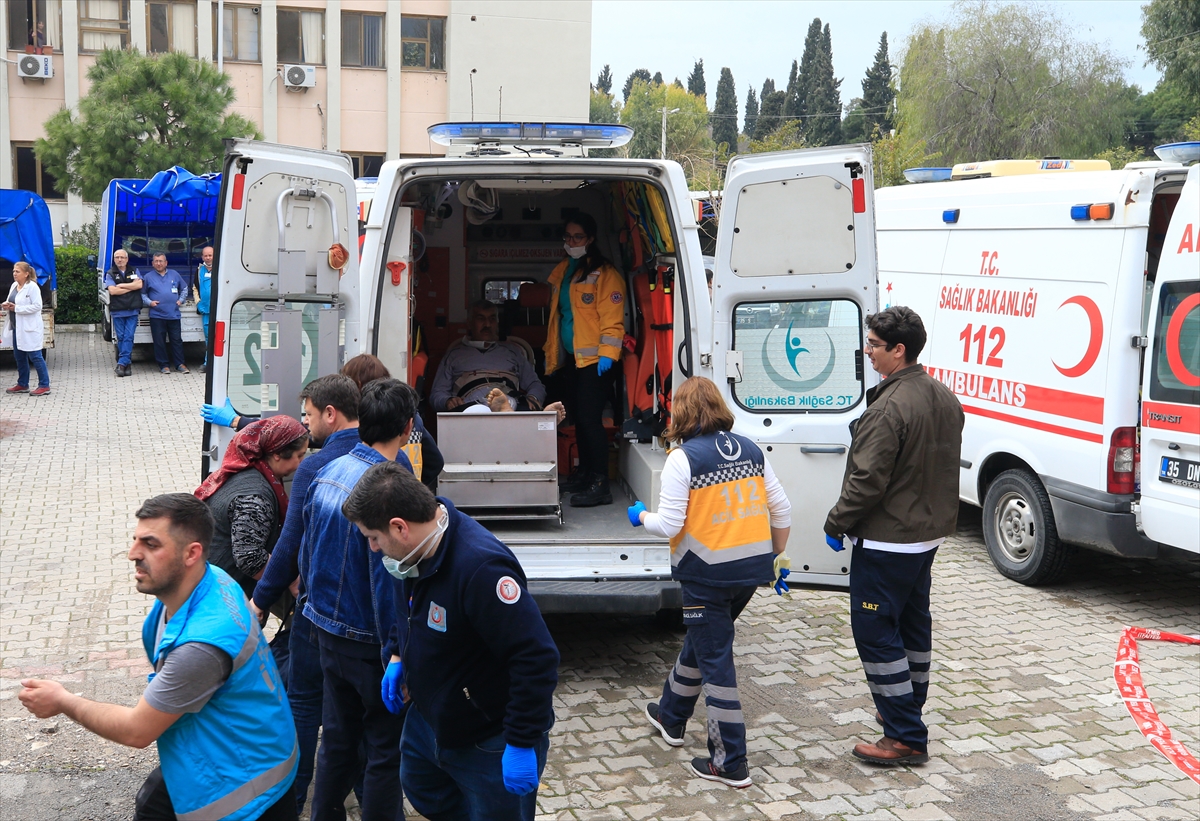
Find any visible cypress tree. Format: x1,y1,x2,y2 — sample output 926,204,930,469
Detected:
754,90,786,141
623,68,652,101
596,64,613,95
687,59,707,98
761,78,776,100
712,67,738,150
783,59,801,118
805,23,843,146
796,18,823,134
861,32,895,137
744,87,759,137
652,71,664,85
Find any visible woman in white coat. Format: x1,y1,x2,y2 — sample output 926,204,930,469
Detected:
3,262,50,396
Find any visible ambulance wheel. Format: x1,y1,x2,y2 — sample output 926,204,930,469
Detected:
101,313,112,342
982,469,1071,586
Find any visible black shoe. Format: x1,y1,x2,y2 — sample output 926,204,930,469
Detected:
118,364,131,377
559,472,590,493
570,474,612,507
645,702,684,747
114,364,122,375
199,363,207,374
688,757,752,788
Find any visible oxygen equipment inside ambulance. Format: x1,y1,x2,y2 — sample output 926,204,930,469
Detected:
205,127,880,614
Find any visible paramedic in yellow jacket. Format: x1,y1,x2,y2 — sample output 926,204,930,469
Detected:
544,213,626,508
629,377,792,789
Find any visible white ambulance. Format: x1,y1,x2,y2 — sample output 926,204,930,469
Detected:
877,144,1200,585
201,126,881,614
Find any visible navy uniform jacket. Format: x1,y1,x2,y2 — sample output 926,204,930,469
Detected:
387,499,559,749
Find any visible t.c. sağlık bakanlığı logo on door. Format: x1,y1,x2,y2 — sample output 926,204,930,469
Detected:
761,320,836,391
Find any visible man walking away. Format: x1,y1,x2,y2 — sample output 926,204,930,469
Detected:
141,253,189,374
104,249,141,377
18,494,298,820
300,379,416,821
825,306,963,766
344,462,559,821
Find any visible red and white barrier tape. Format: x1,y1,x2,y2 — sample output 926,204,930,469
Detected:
1115,626,1200,784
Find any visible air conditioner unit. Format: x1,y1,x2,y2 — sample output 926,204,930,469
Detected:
283,64,316,89
17,54,53,79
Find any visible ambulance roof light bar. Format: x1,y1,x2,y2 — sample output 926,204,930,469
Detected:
1152,142,1200,165
903,168,952,184
950,158,1110,180
428,122,634,149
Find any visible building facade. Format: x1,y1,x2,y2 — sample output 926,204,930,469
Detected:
1,0,592,241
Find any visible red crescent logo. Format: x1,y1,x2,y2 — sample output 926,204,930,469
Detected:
1053,296,1104,378
1166,292,1200,388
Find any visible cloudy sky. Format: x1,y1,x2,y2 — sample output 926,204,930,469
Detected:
591,1,1160,107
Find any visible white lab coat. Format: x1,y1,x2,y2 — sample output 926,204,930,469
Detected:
6,280,45,352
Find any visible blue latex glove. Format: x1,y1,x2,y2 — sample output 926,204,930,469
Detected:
596,356,615,375
773,553,791,595
201,398,237,428
501,744,539,795
381,660,404,715
627,501,647,527
826,534,846,552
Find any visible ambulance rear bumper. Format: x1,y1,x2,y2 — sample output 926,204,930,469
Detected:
529,579,682,614
1043,477,1160,558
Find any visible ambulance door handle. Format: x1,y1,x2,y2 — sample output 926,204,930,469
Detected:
801,446,846,454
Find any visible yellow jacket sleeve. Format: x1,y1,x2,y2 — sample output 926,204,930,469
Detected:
596,265,627,361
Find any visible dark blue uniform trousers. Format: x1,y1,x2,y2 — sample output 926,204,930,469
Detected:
658,582,757,772
849,544,936,751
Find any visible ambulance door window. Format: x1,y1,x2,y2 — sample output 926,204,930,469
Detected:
227,300,326,417
730,299,864,412
1149,280,1200,405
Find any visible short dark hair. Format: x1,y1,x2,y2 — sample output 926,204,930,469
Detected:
343,461,438,530
136,493,214,554
867,306,927,363
152,253,167,261
300,373,360,422
358,378,417,445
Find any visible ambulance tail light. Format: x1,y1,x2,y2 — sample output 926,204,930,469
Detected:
1089,203,1114,220
1107,426,1137,495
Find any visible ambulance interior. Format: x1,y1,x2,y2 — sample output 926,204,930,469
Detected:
370,174,694,549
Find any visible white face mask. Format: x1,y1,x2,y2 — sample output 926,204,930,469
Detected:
381,506,448,580
564,244,587,259
465,339,494,350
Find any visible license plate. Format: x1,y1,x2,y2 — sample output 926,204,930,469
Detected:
1159,456,1200,489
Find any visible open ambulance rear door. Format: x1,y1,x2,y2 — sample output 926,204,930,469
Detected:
711,145,879,588
1139,164,1200,554
202,141,360,477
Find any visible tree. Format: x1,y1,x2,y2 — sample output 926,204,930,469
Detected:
783,60,801,118
805,23,843,146
897,2,1132,164
672,77,684,89
744,87,760,137
860,33,895,138
871,127,940,189
623,68,652,101
760,78,776,100
688,59,707,98
747,119,806,154
37,49,259,202
595,64,613,94
794,19,823,124
590,88,620,124
711,67,739,151
652,71,664,85
620,80,715,187
1142,0,1200,103
754,90,786,141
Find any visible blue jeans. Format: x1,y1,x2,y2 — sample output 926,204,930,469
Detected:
200,312,209,366
849,544,937,751
149,317,184,369
401,706,548,821
658,582,757,772
13,344,49,389
287,611,323,812
113,314,138,367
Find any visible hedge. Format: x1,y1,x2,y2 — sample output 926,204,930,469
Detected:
55,244,102,325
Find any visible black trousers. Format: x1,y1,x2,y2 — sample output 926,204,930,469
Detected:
134,767,298,821
310,631,405,821
558,360,616,478
149,317,185,369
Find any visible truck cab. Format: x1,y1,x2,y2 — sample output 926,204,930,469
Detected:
204,126,880,613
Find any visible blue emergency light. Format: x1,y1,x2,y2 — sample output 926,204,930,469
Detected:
1070,204,1091,221
942,209,960,224
1153,142,1200,165
427,122,633,148
904,168,953,183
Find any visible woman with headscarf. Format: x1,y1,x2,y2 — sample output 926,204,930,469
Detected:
195,415,310,599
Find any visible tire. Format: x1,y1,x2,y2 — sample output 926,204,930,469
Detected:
982,468,1072,585
101,312,112,342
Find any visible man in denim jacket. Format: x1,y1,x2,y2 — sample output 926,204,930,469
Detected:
299,378,416,821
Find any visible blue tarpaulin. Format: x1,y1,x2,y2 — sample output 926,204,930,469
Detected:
0,189,56,289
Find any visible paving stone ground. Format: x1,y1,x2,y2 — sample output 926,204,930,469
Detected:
1,332,1198,820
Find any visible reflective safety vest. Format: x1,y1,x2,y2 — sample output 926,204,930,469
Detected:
544,259,626,373
142,565,297,821
402,425,424,481
670,431,775,587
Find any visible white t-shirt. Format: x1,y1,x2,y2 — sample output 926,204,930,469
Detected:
860,537,944,554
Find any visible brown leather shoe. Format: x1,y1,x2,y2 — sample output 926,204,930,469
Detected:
852,736,928,766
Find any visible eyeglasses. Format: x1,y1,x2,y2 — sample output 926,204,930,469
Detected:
864,338,890,350
562,233,588,243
